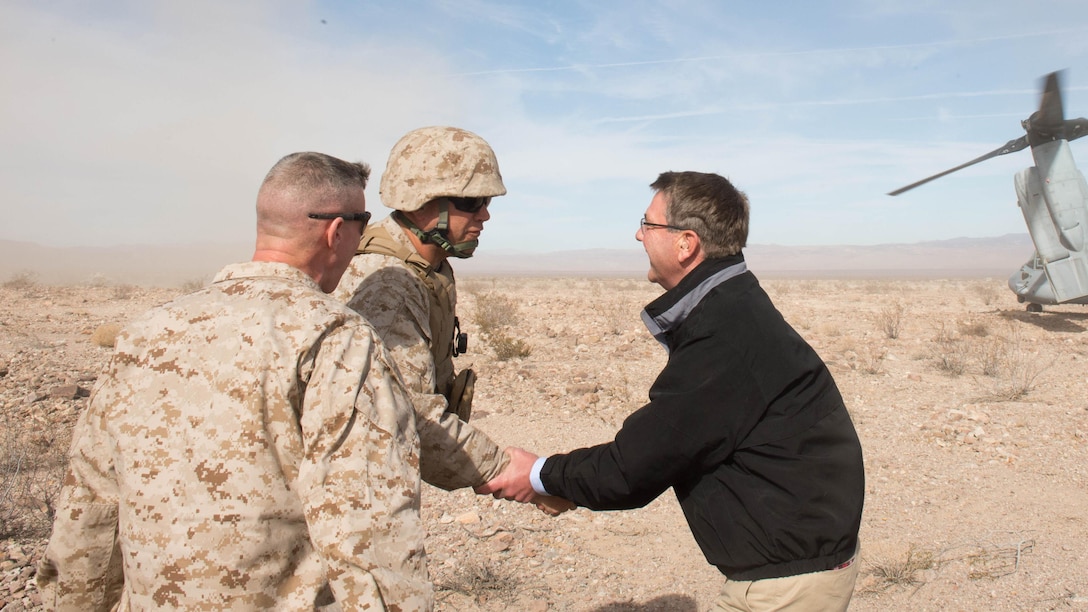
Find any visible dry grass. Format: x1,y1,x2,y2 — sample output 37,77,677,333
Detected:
472,292,533,361
843,345,888,376
974,330,1049,402
876,301,905,339
2,271,39,290
929,320,1049,398
862,536,1035,595
959,320,990,338
487,332,533,361
965,539,1035,580
972,283,1000,306
111,284,137,300
932,322,968,376
863,545,936,592
0,425,69,540
472,291,522,332
435,560,522,601
2,277,1084,611
90,323,123,348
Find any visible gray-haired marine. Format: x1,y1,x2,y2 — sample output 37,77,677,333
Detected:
37,152,432,610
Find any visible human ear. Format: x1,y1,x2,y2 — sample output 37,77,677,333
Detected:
676,232,700,262
325,218,344,249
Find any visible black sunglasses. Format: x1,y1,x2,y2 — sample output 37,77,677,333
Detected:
308,211,372,228
446,196,491,213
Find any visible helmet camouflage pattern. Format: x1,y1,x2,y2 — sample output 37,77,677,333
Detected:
380,126,506,212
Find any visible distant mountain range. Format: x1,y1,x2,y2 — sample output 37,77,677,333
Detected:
0,234,1036,287
459,233,1035,279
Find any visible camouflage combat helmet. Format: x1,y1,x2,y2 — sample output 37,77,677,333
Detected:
381,126,506,258
380,126,506,212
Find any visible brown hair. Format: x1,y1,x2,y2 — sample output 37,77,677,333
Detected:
650,171,749,258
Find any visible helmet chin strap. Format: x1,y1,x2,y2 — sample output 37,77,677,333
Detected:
394,202,478,259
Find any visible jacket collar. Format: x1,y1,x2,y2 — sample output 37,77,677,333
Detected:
213,261,323,292
640,253,747,349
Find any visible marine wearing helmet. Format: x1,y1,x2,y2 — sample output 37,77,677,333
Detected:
332,126,510,491
381,126,506,258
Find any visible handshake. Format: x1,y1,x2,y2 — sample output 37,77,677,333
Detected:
475,447,576,516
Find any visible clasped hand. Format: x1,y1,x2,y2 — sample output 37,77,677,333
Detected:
474,447,575,516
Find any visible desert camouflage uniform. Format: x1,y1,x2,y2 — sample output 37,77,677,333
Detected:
37,261,431,611
334,215,506,490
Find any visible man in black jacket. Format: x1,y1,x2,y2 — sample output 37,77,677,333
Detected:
476,171,865,611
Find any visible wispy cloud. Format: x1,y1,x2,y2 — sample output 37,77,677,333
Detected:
454,27,1088,76
2,0,1088,252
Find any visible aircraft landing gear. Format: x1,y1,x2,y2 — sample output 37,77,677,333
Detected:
1026,302,1043,313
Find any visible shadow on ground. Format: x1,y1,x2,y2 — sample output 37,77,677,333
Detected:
592,594,699,611
998,308,1088,333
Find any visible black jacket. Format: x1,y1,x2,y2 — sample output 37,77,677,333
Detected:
540,255,865,580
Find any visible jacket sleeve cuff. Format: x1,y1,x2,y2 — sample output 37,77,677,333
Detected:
530,456,550,495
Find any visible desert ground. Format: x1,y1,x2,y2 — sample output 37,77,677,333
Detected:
2,273,1087,611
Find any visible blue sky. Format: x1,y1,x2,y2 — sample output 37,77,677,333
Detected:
3,0,1088,252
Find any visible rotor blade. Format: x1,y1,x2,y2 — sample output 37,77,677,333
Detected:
1066,117,1088,142
888,136,1029,196
1037,72,1065,125
1025,72,1067,144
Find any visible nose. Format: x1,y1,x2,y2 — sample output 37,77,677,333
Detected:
476,204,491,222
635,225,644,242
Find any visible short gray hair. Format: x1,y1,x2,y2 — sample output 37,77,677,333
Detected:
650,171,749,258
260,152,371,206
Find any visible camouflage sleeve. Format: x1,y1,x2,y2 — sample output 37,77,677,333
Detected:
343,263,436,394
344,262,507,490
296,322,432,610
36,381,125,611
412,392,508,490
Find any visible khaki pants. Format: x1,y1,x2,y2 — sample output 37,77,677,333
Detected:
711,545,860,612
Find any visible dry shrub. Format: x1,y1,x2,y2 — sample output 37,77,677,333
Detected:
473,292,532,361
959,320,989,338
975,330,1049,401
91,323,123,348
0,424,69,539
473,292,522,334
843,346,887,375
864,545,936,592
488,332,533,361
861,346,888,375
436,559,521,601
932,322,968,376
3,271,39,290
877,301,905,339
458,278,495,295
977,336,1007,377
864,281,897,295
972,283,1000,306
966,539,1035,579
764,280,791,298
180,277,208,292
112,283,137,300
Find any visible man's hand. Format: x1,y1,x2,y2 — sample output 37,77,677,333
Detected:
534,495,576,516
474,447,539,502
475,447,575,515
